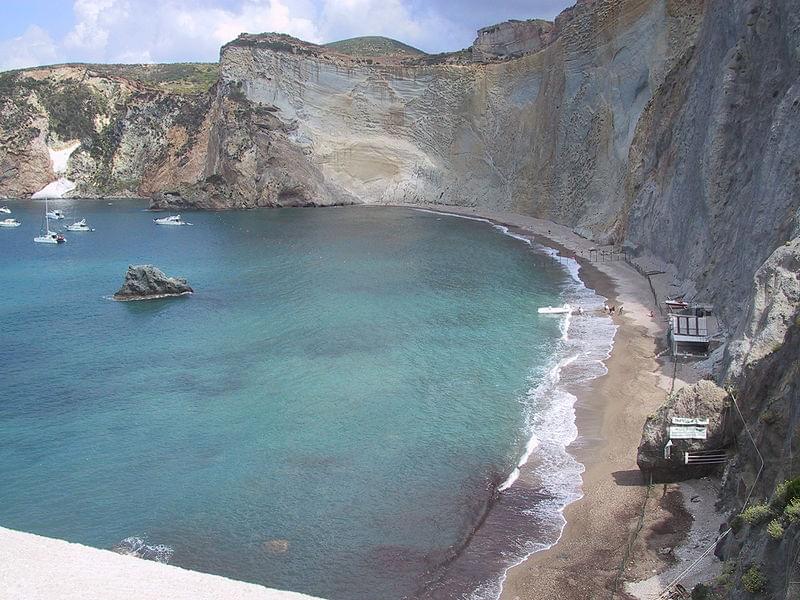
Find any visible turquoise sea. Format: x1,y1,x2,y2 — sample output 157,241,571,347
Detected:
0,201,614,599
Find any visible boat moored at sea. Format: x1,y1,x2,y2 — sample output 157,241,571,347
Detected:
153,214,190,226
34,230,66,244
66,218,95,232
46,209,65,219
537,304,572,314
0,206,10,214
35,201,66,244
0,218,21,227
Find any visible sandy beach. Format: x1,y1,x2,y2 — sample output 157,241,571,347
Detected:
404,204,718,599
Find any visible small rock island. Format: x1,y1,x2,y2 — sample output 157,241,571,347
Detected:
113,265,193,301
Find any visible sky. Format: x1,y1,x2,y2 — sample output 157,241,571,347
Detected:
0,0,573,70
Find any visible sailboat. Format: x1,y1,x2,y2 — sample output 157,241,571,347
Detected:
34,200,66,244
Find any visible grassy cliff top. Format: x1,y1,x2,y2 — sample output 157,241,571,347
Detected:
6,62,219,95
323,36,426,57
90,63,219,94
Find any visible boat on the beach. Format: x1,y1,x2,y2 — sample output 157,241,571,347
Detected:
34,201,66,244
537,303,572,314
46,209,65,220
0,206,10,214
0,218,21,227
153,214,190,226
66,218,94,232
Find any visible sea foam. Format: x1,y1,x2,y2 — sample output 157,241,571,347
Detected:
413,208,617,600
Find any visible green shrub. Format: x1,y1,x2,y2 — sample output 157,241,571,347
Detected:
785,498,800,523
767,519,784,540
741,565,766,593
740,503,773,525
775,477,800,508
716,560,737,589
730,514,744,532
691,583,710,599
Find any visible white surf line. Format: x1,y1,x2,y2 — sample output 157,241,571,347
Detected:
414,206,619,600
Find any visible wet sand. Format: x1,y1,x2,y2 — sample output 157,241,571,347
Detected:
402,205,672,599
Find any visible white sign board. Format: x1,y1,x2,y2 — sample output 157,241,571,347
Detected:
672,417,710,426
669,425,708,440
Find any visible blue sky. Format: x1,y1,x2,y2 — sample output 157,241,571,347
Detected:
0,0,573,70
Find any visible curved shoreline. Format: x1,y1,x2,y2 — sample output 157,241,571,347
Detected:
404,206,616,599
395,204,667,600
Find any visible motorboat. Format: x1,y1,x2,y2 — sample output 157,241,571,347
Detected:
0,206,10,214
66,218,94,232
34,231,66,244
537,304,572,315
153,214,190,226
34,200,66,244
0,218,21,227
46,209,65,219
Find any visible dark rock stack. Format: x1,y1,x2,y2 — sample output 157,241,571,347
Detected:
113,265,193,301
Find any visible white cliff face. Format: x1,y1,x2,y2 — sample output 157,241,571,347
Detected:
218,0,697,232
49,141,80,174
31,141,80,199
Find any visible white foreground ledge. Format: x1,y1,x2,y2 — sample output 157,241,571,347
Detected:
0,527,324,600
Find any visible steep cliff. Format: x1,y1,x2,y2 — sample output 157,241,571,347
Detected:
0,64,213,199
204,1,702,228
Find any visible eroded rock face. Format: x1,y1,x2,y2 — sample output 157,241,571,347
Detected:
621,0,800,332
211,0,700,230
724,237,800,377
0,66,210,199
637,380,731,481
472,19,556,60
113,265,193,301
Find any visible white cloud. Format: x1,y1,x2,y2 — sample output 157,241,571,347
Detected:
63,0,120,54
58,0,322,64
0,25,61,71
0,0,568,70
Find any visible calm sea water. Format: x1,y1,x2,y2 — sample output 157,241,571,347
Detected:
0,201,611,600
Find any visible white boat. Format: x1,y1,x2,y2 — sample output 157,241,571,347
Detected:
537,303,572,314
34,201,66,244
0,218,21,227
46,209,65,220
153,214,190,226
66,218,94,232
0,206,10,214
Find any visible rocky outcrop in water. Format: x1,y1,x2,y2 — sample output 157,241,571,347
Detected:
113,265,193,301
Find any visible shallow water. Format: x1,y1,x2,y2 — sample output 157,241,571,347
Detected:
0,201,608,599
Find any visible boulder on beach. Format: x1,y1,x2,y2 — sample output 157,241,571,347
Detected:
113,265,193,301
636,380,731,481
